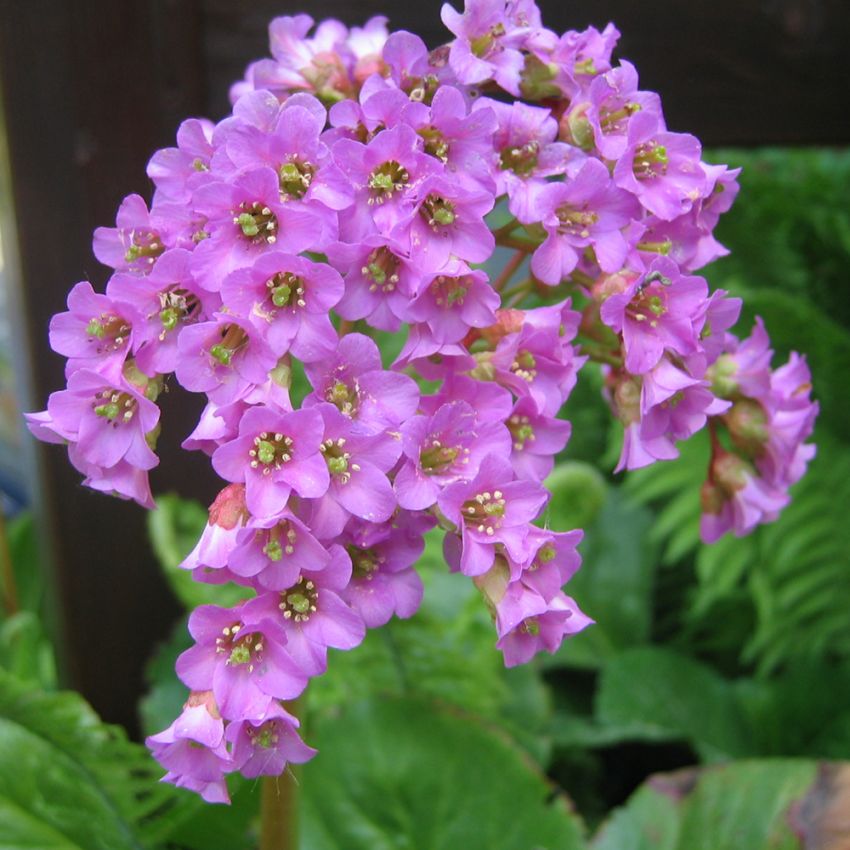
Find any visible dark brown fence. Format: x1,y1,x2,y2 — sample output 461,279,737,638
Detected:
1,0,847,735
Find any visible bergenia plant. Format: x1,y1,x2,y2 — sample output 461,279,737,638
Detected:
27,0,817,805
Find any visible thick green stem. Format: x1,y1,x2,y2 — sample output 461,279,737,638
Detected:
260,701,301,850
260,771,299,850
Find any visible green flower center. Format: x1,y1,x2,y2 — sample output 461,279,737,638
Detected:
252,723,279,749
470,23,505,58
361,247,401,293
499,141,540,177
420,439,463,473
232,200,278,244
279,578,319,623
248,431,294,476
511,351,538,383
555,205,598,237
348,545,383,580
209,324,249,367
92,389,137,425
320,438,358,484
124,230,165,266
327,380,359,417
421,194,456,228
462,490,507,536
418,126,449,162
633,141,668,180
85,313,131,353
278,158,315,200
265,271,305,310
368,161,410,202
508,414,536,450
261,522,298,562
215,623,264,672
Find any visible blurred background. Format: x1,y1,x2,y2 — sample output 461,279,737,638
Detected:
0,1,849,848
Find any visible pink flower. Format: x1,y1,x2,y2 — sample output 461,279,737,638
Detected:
438,453,548,576
212,405,329,518
176,605,308,718
531,158,639,283
600,258,709,374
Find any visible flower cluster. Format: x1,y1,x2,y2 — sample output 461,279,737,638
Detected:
27,0,816,802
700,319,818,541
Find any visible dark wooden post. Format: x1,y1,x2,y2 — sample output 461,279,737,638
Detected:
0,0,214,735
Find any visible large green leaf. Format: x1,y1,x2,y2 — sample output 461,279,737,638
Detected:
0,669,264,850
593,760,835,850
0,512,57,689
734,663,850,759
300,696,585,850
595,647,751,761
547,488,657,668
0,669,157,850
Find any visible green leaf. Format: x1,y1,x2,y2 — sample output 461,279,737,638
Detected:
301,696,585,850
624,429,707,568
707,148,850,332
5,512,43,613
0,669,160,849
734,662,850,758
0,512,57,689
558,362,612,465
594,760,826,850
149,777,261,850
0,669,263,850
549,489,657,668
0,610,56,689
595,647,751,761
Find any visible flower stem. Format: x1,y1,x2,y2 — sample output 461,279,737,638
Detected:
569,269,597,289
260,769,299,850
492,249,527,293
496,234,539,252
492,216,520,240
260,699,301,850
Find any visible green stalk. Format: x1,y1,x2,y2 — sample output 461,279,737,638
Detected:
260,768,299,850
260,700,301,850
